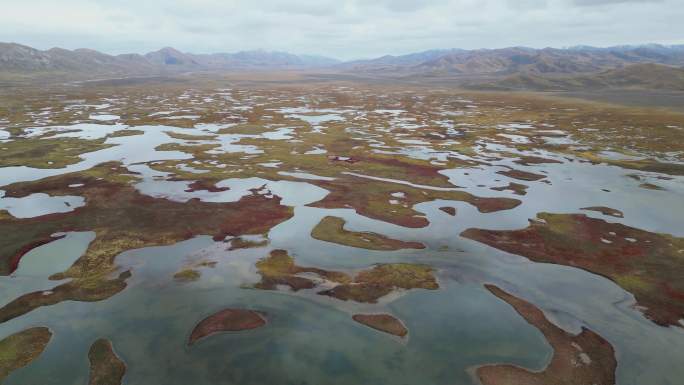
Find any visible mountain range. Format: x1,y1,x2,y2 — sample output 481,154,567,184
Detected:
471,63,684,91
0,43,340,75
342,45,684,91
346,45,684,75
2,42,684,91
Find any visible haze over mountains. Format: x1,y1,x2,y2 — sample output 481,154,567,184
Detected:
342,45,684,91
346,45,684,74
0,43,340,74
2,42,684,91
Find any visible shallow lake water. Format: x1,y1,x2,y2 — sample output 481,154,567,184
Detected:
3,193,684,384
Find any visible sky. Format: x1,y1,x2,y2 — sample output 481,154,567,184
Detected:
0,0,682,60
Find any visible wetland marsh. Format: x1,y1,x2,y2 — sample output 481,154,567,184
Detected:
1,75,683,385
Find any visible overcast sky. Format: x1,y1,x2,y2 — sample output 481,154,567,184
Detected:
1,0,682,60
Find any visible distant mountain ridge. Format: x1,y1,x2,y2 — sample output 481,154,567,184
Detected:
338,44,684,91
0,42,340,74
2,42,684,92
471,63,684,91
340,49,466,69
345,45,684,75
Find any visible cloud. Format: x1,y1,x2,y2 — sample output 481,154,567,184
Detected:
0,0,680,60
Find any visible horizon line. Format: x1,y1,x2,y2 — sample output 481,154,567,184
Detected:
3,40,684,63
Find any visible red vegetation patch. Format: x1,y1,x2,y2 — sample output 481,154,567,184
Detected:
184,180,230,193
491,182,528,196
189,308,266,345
353,314,408,337
355,155,448,183
0,162,294,322
466,195,522,213
496,169,546,181
462,213,684,327
514,156,562,166
477,285,616,385
1,162,294,278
